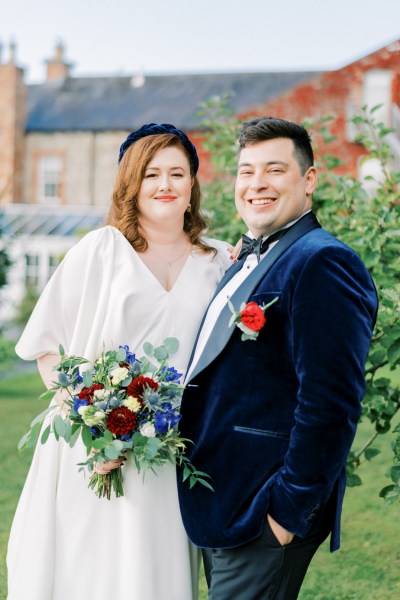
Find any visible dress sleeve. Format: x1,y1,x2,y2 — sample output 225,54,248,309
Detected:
203,237,233,271
15,227,117,361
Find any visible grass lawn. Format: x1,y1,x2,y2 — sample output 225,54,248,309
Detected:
1,372,399,599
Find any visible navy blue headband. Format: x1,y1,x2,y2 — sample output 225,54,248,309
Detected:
118,123,199,174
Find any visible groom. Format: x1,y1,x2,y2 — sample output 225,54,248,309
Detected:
177,117,378,598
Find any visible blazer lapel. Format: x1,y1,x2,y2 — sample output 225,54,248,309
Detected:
187,212,321,383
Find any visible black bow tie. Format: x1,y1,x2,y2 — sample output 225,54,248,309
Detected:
237,228,287,263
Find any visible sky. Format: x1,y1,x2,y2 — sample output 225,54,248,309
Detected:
2,0,400,83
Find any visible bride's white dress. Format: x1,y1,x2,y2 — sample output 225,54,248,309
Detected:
7,226,231,600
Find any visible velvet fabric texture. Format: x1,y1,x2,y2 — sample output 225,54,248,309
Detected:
177,213,378,552
118,123,199,173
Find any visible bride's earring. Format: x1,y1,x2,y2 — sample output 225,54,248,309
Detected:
186,204,192,213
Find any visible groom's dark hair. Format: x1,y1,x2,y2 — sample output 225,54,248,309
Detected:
238,117,314,175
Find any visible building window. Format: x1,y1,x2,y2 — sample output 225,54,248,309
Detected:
38,156,63,203
362,69,392,126
25,254,39,286
48,255,59,278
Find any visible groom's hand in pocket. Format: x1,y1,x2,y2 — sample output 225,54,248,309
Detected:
267,513,295,546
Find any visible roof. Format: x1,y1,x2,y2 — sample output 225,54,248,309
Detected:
1,204,107,237
26,71,321,132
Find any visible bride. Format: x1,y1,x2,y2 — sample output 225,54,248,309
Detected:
7,123,231,600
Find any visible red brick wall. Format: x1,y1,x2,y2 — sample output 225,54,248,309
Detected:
239,41,400,178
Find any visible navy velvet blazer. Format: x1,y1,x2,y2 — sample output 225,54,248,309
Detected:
177,213,378,552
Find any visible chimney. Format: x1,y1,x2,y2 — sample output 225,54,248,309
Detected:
46,40,73,82
0,40,27,204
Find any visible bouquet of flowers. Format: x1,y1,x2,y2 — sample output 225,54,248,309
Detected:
19,338,212,499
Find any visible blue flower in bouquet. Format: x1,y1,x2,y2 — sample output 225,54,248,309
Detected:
154,406,181,435
73,397,89,412
119,345,136,364
142,388,163,411
159,366,182,382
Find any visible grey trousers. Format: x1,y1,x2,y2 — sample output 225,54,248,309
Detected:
202,507,333,600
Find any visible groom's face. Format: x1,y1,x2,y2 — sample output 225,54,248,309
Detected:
235,138,317,238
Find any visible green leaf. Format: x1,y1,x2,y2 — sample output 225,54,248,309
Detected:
144,437,162,459
30,404,57,427
154,346,168,361
103,429,114,442
41,424,52,444
195,478,214,492
53,414,66,438
116,347,126,362
104,445,120,460
364,447,381,461
163,337,179,355
388,339,400,365
39,389,58,402
59,344,65,356
18,430,32,451
63,419,72,442
143,342,154,356
347,473,362,487
390,465,400,483
81,426,94,449
26,422,42,449
379,484,399,504
82,370,93,388
91,437,110,450
371,378,391,388
69,425,82,448
112,440,124,453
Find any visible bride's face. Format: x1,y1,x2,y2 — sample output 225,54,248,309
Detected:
137,146,193,227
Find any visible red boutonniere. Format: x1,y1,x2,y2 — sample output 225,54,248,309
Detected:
228,297,279,341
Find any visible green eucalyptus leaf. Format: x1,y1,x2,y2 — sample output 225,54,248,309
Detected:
39,388,59,401
30,404,57,428
63,419,72,442
154,346,168,361
26,422,42,449
53,414,66,438
81,426,94,449
163,337,179,355
18,430,32,451
82,370,93,388
116,347,126,362
104,445,120,460
143,342,154,356
40,424,52,444
69,425,82,448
